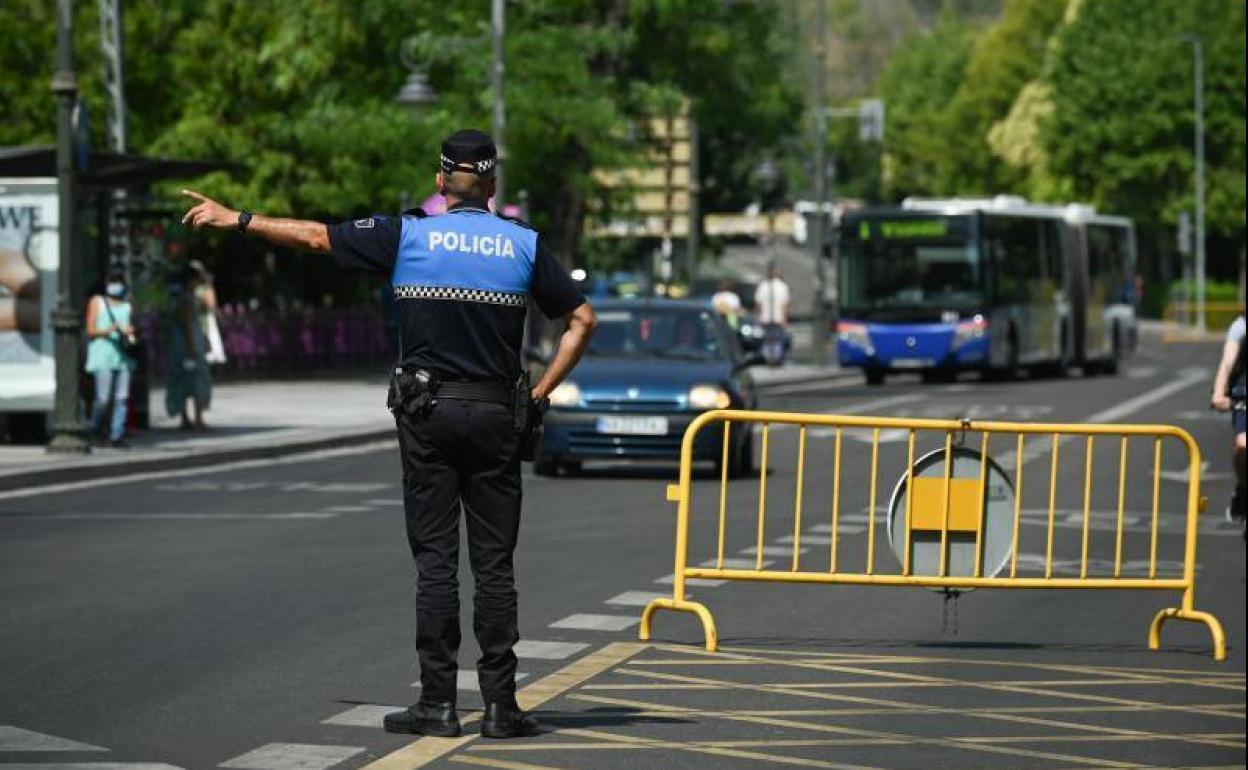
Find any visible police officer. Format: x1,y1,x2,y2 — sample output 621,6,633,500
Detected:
181,129,597,739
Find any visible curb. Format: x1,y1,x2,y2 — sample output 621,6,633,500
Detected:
754,368,855,391
0,426,396,493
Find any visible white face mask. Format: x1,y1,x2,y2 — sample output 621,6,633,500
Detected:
105,282,125,298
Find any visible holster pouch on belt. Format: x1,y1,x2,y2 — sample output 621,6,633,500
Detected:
388,367,440,417
513,372,548,462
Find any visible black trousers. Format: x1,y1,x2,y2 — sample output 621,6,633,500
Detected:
396,398,523,706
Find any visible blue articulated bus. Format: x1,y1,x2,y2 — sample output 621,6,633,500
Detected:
837,197,1137,385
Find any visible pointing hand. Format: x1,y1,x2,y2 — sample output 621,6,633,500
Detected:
180,190,238,231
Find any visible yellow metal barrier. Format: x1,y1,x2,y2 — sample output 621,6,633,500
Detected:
1162,300,1245,340
639,410,1227,660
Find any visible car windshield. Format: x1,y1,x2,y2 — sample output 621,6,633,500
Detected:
587,307,723,360
840,216,984,315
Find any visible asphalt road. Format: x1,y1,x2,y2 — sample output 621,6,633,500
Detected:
1,338,1243,770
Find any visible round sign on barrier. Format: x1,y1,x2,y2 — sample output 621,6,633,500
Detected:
886,446,1016,590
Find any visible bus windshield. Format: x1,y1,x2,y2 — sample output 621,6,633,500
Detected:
840,216,983,317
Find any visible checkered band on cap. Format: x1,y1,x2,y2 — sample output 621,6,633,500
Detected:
395,284,526,307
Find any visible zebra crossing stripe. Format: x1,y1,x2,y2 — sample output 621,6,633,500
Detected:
0,725,106,752
218,743,363,770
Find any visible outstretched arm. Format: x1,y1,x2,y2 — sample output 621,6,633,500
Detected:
181,190,330,252
532,301,597,401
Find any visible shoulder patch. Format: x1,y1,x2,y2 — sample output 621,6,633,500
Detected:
354,217,375,229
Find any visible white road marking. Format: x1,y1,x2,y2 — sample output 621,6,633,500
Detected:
155,481,390,494
655,574,726,587
0,512,337,521
411,671,530,691
362,499,402,506
323,505,375,513
739,545,808,557
776,530,864,545
1083,367,1207,424
699,558,773,569
218,743,364,770
513,640,589,660
0,440,396,503
761,377,860,397
320,705,399,727
0,725,106,752
761,394,925,434
604,591,671,606
549,614,639,631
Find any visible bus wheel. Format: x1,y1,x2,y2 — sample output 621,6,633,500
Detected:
1103,325,1122,375
865,369,886,386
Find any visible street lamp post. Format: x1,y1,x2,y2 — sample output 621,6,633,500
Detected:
47,0,90,454
397,3,507,210
809,0,829,366
491,0,506,209
1183,34,1207,332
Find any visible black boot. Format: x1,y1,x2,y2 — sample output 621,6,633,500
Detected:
383,701,462,737
480,702,540,739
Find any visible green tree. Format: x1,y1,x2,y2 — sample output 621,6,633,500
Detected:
876,11,977,199
1040,0,1246,236
942,0,1066,193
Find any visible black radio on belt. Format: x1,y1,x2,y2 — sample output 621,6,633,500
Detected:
388,367,440,417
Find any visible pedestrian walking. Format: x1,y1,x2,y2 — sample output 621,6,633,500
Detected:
753,263,790,365
1211,314,1245,525
165,267,212,431
84,268,137,447
179,129,597,739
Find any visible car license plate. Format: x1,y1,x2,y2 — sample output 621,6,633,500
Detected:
891,358,933,369
596,416,669,435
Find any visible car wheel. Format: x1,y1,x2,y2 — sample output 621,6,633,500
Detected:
865,369,886,386
560,460,583,476
534,455,559,477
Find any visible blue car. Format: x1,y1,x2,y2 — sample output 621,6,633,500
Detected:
536,299,761,476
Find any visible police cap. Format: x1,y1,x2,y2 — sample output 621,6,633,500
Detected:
440,129,497,177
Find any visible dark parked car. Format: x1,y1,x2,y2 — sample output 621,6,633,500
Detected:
536,299,761,476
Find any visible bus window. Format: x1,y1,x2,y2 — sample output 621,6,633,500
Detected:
984,216,1044,303
1042,220,1064,285
1087,224,1131,303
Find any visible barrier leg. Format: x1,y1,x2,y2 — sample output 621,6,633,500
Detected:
640,598,719,652
1149,606,1227,661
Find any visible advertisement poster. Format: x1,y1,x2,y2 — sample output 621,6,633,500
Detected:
0,179,58,411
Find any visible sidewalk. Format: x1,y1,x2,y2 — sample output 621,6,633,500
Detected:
0,378,394,492
0,361,847,492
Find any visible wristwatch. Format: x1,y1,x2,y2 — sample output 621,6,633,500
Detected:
237,210,253,233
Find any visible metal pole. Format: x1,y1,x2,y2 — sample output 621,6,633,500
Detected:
48,0,89,453
810,0,829,366
491,0,506,209
1192,37,1206,332
687,115,700,290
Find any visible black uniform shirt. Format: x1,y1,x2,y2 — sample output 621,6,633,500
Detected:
328,201,583,383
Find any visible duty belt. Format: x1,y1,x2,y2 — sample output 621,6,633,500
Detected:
437,380,513,406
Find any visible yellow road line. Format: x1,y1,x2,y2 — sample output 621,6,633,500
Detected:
610,663,1240,747
450,753,572,770
358,642,644,770
555,727,887,770
565,692,1151,769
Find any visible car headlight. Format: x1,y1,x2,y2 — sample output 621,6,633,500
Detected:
548,381,581,407
836,321,873,353
689,384,732,410
951,315,986,350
